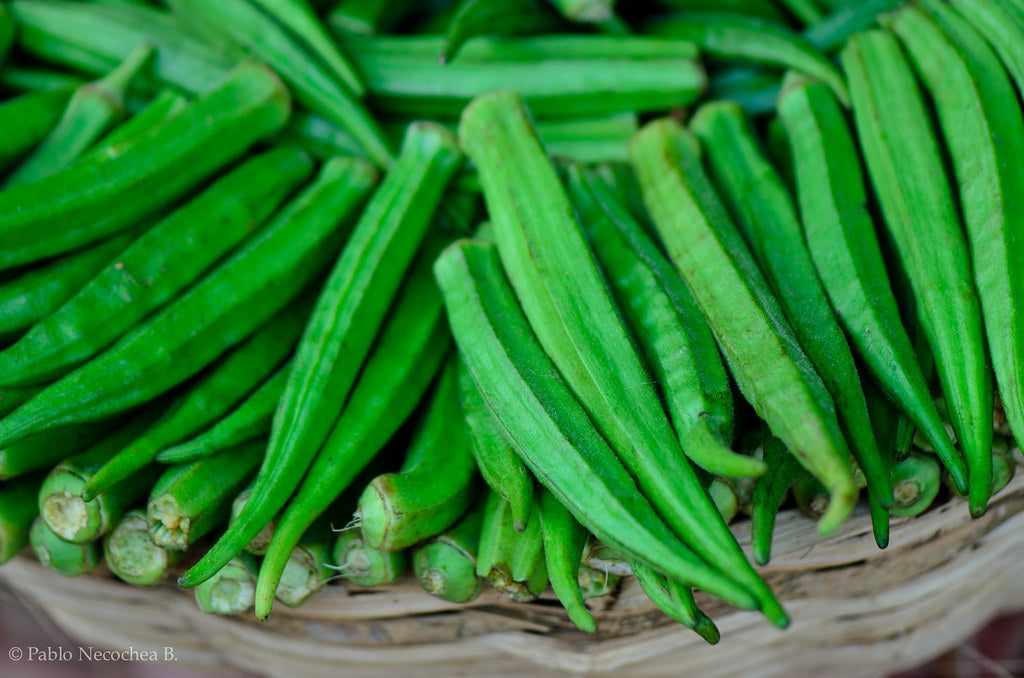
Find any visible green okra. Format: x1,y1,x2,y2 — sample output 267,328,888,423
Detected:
709,479,739,523
12,0,242,94
792,473,830,521
0,230,139,343
148,441,264,550
327,0,412,35
38,407,165,543
577,565,620,599
538,488,595,633
461,92,784,626
412,499,484,603
842,30,992,517
0,85,77,173
891,2,1024,495
889,452,941,518
691,101,893,512
0,155,375,447
751,427,805,565
567,166,762,480
337,33,705,118
536,113,639,165
332,529,408,587
88,88,189,159
0,60,292,271
648,12,849,104
104,509,178,586
0,473,46,564
276,519,333,608
244,233,455,619
0,145,313,387
248,0,366,96
457,359,534,531
476,490,547,603
630,117,858,540
229,483,278,556
434,239,764,614
952,0,1024,96
655,0,785,21
275,111,367,161
0,67,85,93
4,43,155,189
630,560,720,643
777,0,824,24
82,299,311,501
358,358,478,551
707,68,782,117
182,124,460,597
31,517,102,577
803,0,901,52
157,366,286,464
0,422,113,481
441,0,556,64
548,0,614,22
167,0,390,167
775,75,964,494
194,553,259,615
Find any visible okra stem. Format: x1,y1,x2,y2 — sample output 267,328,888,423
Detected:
104,509,178,586
31,517,102,577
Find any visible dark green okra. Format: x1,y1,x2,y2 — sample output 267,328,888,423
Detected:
842,30,992,517
0,155,376,447
0,421,113,481
88,88,190,159
0,85,77,173
82,299,310,500
156,366,287,464
890,2,1024,491
0,60,292,271
775,75,965,495
244,233,455,619
358,358,478,551
567,165,762,479
460,91,785,626
412,499,484,604
440,0,556,64
691,102,893,511
148,441,264,550
4,43,155,188
630,560,720,644
181,124,461,597
630,117,858,538
457,359,534,531
0,67,85,93
477,490,547,602
434,239,764,615
0,146,313,388
31,517,102,577
751,427,806,564
538,488,595,632
0,474,46,564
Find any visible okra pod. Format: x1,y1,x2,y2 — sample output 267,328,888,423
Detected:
691,101,893,511
194,553,259,615
230,483,278,556
412,499,484,604
0,155,375,446
0,67,85,94
4,43,154,188
327,0,411,35
890,452,941,518
31,517,102,577
548,0,614,23
358,358,478,551
0,60,292,270
461,92,784,625
891,2,1024,488
706,68,782,117
332,529,408,587
842,30,992,516
630,560,720,643
148,442,264,550
88,88,189,159
751,428,806,564
567,166,761,479
440,0,556,64
775,74,965,494
0,146,313,388
457,359,534,530
952,0,1024,96
577,565,620,599
477,490,547,603
104,509,178,586
630,117,858,538
0,85,77,173
82,300,310,500
275,519,333,608
538,488,595,632
182,125,459,594
803,0,901,52
38,407,164,543
157,367,287,465
435,239,763,614
0,422,113,481
0,473,46,564
168,0,391,166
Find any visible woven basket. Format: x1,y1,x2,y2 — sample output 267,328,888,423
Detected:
3,472,1024,678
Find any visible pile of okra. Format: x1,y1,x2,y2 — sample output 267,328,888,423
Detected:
0,0,1021,641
